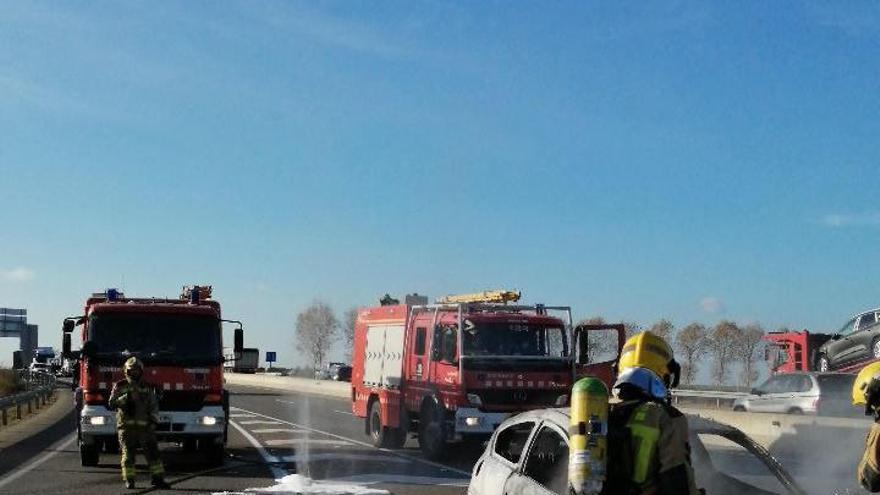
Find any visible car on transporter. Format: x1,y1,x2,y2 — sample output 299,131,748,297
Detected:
468,408,805,495
816,308,880,372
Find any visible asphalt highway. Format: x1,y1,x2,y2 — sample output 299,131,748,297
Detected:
0,385,472,495
0,383,867,495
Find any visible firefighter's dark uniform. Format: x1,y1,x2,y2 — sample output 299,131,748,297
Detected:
108,358,167,489
607,398,700,495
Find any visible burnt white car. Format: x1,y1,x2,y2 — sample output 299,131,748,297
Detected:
468,408,804,495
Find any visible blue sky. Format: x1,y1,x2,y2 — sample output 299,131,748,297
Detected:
1,2,879,376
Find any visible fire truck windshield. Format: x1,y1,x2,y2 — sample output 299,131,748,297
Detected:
462,322,568,358
87,312,222,365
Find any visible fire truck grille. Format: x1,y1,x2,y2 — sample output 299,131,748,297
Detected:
158,391,206,411
475,389,560,409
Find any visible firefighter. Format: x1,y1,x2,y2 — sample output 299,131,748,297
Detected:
854,362,880,492
602,332,700,495
108,357,170,489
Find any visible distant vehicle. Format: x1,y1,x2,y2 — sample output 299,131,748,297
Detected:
816,308,880,372
225,348,259,374
315,362,351,381
29,361,52,374
468,407,804,495
732,372,856,416
763,308,880,375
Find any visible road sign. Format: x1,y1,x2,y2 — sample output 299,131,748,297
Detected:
266,351,277,363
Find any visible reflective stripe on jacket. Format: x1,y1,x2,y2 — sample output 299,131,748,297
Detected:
108,379,160,429
625,401,700,495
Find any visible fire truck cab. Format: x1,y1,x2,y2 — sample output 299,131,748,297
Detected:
350,291,623,460
62,286,244,467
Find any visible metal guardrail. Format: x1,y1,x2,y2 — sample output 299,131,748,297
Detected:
671,388,749,409
0,371,56,426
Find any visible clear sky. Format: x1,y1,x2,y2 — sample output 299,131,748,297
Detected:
1,2,879,374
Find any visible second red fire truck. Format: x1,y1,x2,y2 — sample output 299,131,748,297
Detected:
350,291,624,459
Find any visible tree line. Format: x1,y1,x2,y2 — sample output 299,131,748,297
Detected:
293,300,773,387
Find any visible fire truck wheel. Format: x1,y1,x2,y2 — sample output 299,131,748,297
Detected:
368,400,405,448
418,402,447,460
80,443,100,467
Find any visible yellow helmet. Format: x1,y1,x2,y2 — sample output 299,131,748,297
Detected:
618,331,680,388
852,362,880,407
123,357,144,379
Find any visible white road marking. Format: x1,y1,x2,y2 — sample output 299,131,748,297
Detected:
250,428,302,434
264,438,351,447
230,420,287,480
230,413,257,418
333,410,354,416
279,453,408,464
0,434,77,489
238,420,284,425
230,406,470,476
276,399,295,406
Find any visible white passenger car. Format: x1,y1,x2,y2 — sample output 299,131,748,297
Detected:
468,408,804,495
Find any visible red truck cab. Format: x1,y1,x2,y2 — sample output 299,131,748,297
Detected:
62,286,244,467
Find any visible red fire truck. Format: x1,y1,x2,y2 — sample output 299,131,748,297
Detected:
350,291,624,459
62,286,244,467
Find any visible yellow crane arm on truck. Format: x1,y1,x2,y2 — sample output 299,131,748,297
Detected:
435,290,521,304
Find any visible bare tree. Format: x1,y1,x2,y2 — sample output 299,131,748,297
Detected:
707,320,741,386
647,318,676,341
294,300,340,371
734,323,765,388
342,307,358,363
674,323,708,385
622,320,642,340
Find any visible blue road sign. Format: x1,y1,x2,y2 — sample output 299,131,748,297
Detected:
266,351,277,363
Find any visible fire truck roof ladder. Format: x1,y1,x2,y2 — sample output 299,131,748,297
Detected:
435,290,521,305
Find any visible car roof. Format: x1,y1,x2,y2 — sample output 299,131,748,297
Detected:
507,407,738,436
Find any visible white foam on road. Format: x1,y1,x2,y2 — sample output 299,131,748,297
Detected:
213,474,389,495
230,406,471,476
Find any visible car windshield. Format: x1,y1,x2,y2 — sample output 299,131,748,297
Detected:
462,322,568,358
88,312,222,364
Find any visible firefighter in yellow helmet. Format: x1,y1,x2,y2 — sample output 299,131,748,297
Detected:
602,331,701,495
854,362,880,492
108,357,169,489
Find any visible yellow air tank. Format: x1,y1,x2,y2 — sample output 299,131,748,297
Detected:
568,377,609,495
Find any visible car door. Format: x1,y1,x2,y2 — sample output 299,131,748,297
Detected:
825,318,858,367
503,423,570,495
748,376,782,412
471,420,537,495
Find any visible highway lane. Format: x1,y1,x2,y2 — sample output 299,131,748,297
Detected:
0,382,865,495
0,384,472,495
